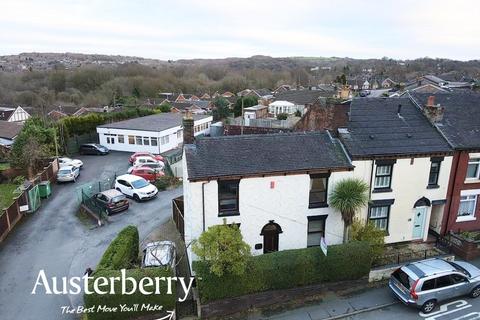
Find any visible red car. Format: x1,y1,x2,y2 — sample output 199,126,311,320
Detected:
129,152,164,164
130,166,165,182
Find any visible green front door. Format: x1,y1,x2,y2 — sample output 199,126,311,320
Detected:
412,207,427,239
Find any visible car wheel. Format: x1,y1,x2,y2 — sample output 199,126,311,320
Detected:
133,194,140,202
471,286,480,298
421,300,437,314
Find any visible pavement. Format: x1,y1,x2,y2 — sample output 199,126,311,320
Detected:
245,257,480,320
0,151,182,320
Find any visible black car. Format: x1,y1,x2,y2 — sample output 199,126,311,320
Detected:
79,143,109,155
92,189,129,215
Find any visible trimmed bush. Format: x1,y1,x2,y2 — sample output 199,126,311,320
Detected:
193,241,372,302
84,268,176,320
96,226,139,271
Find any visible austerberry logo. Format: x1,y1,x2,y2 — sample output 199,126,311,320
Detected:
31,269,194,301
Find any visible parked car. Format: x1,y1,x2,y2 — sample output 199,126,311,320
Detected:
92,189,129,215
389,258,480,313
129,166,165,182
142,241,176,270
127,162,164,173
79,143,109,155
58,157,83,169
114,174,158,201
56,166,80,183
133,156,164,168
129,152,164,164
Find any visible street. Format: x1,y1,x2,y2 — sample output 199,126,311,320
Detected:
0,152,182,320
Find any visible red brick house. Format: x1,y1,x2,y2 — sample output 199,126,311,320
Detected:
411,92,480,235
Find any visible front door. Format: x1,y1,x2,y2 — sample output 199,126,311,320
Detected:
412,207,427,239
261,221,282,254
263,231,279,253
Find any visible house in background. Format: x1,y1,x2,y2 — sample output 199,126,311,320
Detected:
183,131,354,265
0,121,23,147
381,78,397,88
0,106,30,122
243,105,268,124
272,89,323,116
410,93,480,235
268,100,296,117
339,97,453,243
96,113,212,154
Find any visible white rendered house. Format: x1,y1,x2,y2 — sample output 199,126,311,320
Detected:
183,131,354,266
268,101,297,117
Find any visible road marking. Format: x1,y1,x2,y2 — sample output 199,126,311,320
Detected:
419,300,472,320
451,312,480,320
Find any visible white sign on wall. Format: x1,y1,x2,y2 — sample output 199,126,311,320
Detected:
320,237,328,256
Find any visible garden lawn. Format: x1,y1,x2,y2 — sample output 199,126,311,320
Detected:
0,184,17,209
0,162,10,171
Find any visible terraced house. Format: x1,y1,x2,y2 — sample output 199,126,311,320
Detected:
410,92,480,235
339,97,453,243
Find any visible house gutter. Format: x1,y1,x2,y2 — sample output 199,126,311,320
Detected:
201,182,208,232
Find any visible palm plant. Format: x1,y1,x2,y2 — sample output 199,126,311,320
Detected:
329,178,370,243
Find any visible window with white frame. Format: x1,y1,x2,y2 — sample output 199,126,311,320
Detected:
128,135,135,144
160,135,169,145
467,158,480,180
151,137,158,146
135,136,143,145
458,195,477,218
369,205,390,231
374,165,393,189
118,135,124,143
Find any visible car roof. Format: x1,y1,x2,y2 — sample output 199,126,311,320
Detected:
99,189,124,198
59,165,74,170
116,174,145,182
404,258,457,279
143,241,175,267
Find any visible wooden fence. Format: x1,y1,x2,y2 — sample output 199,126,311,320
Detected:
172,196,185,240
0,159,59,242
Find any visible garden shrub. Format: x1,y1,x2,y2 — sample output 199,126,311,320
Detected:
193,241,372,302
96,226,139,271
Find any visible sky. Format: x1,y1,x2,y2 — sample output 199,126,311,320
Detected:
1,0,479,61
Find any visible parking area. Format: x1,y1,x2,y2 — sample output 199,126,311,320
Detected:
0,151,182,320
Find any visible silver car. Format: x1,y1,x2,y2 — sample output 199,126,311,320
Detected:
56,166,80,183
389,258,480,313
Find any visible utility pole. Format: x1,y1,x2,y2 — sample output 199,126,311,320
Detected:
240,96,244,135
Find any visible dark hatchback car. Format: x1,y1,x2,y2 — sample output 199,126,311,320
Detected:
93,189,129,215
79,143,109,155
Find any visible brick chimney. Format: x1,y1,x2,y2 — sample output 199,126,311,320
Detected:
423,95,444,123
182,111,195,145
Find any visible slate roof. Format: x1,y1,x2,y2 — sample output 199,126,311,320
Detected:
0,121,23,139
274,90,323,105
410,92,480,150
340,97,452,158
185,131,352,180
97,113,211,132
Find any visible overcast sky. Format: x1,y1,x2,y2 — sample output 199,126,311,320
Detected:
1,0,479,61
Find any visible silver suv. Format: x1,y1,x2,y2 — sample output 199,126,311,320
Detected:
389,258,480,313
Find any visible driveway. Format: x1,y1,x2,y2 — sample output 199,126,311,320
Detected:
0,151,182,320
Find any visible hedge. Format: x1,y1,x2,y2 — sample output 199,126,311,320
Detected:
84,268,176,320
96,226,139,271
193,241,372,302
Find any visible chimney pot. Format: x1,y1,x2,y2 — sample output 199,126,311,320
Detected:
427,95,435,107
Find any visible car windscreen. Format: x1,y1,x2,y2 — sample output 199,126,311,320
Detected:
111,195,126,203
58,169,71,174
131,179,149,189
447,261,471,277
392,268,413,289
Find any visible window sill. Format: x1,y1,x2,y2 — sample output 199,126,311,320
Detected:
427,184,440,189
218,211,240,217
465,179,480,184
456,216,477,222
308,203,329,209
372,188,392,193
